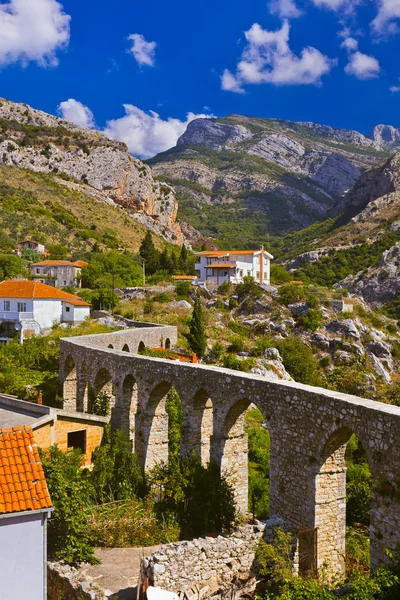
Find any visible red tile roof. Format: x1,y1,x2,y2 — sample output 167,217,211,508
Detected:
205,263,236,268
171,275,196,280
0,280,91,306
32,260,88,267
0,426,52,514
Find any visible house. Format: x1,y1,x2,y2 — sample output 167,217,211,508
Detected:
0,394,107,467
0,280,91,343
0,424,53,600
194,246,273,286
15,239,46,257
31,259,88,288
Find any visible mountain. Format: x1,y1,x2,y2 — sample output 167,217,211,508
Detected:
368,125,400,148
148,115,390,247
0,98,183,246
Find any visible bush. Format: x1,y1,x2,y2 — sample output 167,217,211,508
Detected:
88,389,111,417
144,298,153,314
175,280,191,298
236,276,263,301
300,309,324,332
270,264,291,284
274,336,321,385
279,284,306,306
154,292,170,303
227,335,245,353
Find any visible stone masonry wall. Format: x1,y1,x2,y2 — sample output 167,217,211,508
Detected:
142,523,266,593
59,324,400,577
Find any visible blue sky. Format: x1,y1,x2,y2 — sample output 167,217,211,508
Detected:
0,0,399,157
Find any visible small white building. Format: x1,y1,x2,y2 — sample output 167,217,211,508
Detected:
194,247,273,286
15,240,46,257
31,260,88,289
0,425,53,600
0,280,91,343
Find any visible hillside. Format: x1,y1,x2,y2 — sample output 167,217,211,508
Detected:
0,98,182,246
0,165,171,254
148,115,390,247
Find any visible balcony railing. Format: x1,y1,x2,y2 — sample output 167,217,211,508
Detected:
0,311,34,320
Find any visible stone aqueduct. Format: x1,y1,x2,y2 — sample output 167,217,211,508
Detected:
60,323,400,576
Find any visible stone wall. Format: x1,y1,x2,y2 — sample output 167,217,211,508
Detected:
59,324,400,577
142,523,266,593
47,562,106,600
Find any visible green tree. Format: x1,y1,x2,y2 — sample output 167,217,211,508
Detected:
40,446,98,565
139,231,159,275
186,297,207,358
279,284,306,306
0,254,27,279
236,276,262,301
275,336,321,385
81,252,142,289
47,243,69,260
159,247,172,273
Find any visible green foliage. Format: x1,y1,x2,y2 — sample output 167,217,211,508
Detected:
175,280,191,297
47,243,69,259
0,253,27,279
88,389,111,417
212,341,225,360
223,354,254,372
345,435,372,527
219,280,232,294
150,454,237,538
246,408,270,519
256,528,296,595
274,336,321,385
81,251,142,289
139,230,160,275
270,264,291,284
236,276,263,301
91,425,146,503
300,309,324,332
227,335,245,353
40,446,99,565
186,297,207,358
279,284,306,306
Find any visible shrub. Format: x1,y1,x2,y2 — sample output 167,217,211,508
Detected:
279,284,306,306
274,336,321,385
270,264,291,284
144,298,153,314
88,389,111,417
300,309,324,332
306,294,319,309
175,280,191,298
186,297,207,358
154,292,170,303
218,280,231,293
229,297,238,309
236,276,263,301
227,335,245,353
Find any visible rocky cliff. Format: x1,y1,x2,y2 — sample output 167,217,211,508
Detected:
0,98,182,245
368,124,400,148
149,115,389,246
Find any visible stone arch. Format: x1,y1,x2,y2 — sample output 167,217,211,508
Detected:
314,426,373,577
77,360,89,413
165,338,171,350
136,381,184,471
108,344,114,349
219,398,268,515
181,388,213,466
91,367,115,415
138,341,145,353
117,374,138,447
63,355,77,411
122,344,130,352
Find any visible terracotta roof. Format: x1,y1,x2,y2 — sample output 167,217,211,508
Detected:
0,280,91,306
32,260,88,267
0,426,52,514
205,263,236,268
171,275,196,280
196,250,259,256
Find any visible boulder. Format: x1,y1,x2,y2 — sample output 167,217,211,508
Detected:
326,319,360,340
368,340,392,357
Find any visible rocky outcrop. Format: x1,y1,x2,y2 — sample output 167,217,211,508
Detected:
338,241,400,303
178,119,252,149
368,125,400,148
0,98,183,245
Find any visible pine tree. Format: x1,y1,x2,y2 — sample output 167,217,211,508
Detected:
139,231,159,274
179,244,188,272
186,297,207,358
159,247,172,273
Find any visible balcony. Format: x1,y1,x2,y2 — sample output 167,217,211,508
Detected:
0,311,34,321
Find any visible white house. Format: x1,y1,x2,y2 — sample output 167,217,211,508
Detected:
0,425,53,600
15,240,46,257
194,247,273,286
0,280,91,343
31,260,88,288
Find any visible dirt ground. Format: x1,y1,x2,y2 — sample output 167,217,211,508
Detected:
79,545,161,600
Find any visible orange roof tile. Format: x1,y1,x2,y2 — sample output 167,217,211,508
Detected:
0,280,91,306
205,263,236,268
195,250,259,256
171,275,196,280
0,426,52,515
32,260,88,268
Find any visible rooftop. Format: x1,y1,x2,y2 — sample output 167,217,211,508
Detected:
32,260,88,268
0,425,52,514
195,249,273,258
0,280,90,306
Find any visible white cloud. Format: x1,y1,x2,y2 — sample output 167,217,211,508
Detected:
269,0,302,19
0,0,70,67
58,99,95,128
390,85,400,92
372,0,400,36
128,33,156,67
311,0,360,12
104,105,213,159
344,51,381,79
221,20,334,92
340,36,358,51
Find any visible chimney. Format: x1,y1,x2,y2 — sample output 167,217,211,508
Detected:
37,392,43,405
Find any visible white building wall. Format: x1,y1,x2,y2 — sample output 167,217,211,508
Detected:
33,299,62,329
62,303,90,322
0,511,47,600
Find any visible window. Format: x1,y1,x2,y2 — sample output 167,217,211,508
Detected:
36,268,39,274
67,430,86,454
65,306,70,313
3,301,10,311
63,280,67,286
17,302,27,312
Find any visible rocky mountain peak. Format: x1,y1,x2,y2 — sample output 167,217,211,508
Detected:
368,124,400,148
177,118,252,150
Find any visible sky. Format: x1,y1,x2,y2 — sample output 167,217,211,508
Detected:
0,0,399,158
